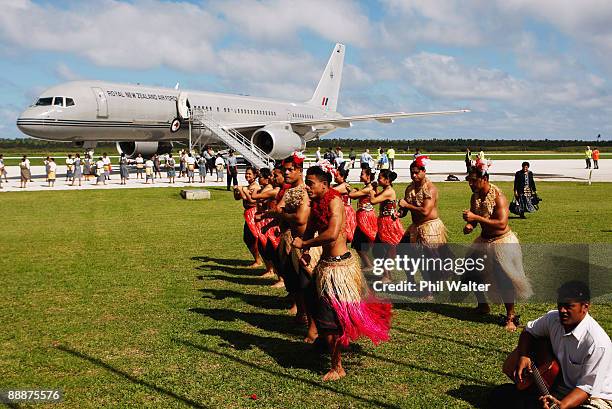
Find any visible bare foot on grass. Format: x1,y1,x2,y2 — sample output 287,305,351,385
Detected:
322,367,346,382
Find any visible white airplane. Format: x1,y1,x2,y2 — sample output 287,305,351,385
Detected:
17,43,468,161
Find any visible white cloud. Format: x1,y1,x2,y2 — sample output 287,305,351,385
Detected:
54,63,82,81
379,0,516,48
403,52,529,100
0,0,224,71
212,0,373,47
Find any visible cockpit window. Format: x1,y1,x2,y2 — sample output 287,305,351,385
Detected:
53,97,64,106
66,98,75,106
35,97,53,106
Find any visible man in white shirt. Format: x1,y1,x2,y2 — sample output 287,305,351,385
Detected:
315,147,322,162
95,157,106,185
145,158,155,184
102,153,111,180
496,281,612,408
135,154,144,179
185,153,196,183
360,149,373,170
65,154,74,182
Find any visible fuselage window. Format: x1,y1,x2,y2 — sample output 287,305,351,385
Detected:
53,97,64,106
66,98,75,106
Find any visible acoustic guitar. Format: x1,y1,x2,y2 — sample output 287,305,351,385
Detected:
517,357,561,408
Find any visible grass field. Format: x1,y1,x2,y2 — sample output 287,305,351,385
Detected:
1,182,611,408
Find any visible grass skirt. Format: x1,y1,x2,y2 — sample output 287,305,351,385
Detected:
377,216,405,245
315,250,392,347
470,231,533,302
406,218,448,244
344,204,357,242
356,209,378,242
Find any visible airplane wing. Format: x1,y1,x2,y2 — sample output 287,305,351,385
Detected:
222,109,470,132
288,109,471,128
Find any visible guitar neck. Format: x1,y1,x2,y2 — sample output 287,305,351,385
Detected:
530,362,559,409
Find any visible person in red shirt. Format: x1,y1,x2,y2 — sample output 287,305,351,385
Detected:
592,147,600,169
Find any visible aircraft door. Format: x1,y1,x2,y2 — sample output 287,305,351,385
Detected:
177,92,190,120
92,87,108,118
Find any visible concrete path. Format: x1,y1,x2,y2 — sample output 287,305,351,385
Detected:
1,159,609,192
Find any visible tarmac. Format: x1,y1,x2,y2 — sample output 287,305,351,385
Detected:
0,159,610,192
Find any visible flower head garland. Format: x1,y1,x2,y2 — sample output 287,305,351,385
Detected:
413,155,431,169
291,151,305,166
473,158,493,174
315,159,338,177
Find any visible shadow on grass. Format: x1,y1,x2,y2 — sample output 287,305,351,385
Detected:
199,288,290,310
198,328,323,371
175,338,401,409
395,303,500,325
55,344,208,408
189,307,304,337
197,274,276,286
361,350,497,387
191,256,253,267
392,327,510,355
447,384,496,408
195,265,260,276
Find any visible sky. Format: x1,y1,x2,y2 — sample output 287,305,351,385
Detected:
1,0,612,141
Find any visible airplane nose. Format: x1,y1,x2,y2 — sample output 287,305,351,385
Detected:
16,109,45,136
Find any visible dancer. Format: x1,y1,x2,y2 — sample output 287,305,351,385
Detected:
332,163,357,244
264,152,320,340
369,169,405,283
398,156,447,244
463,160,532,331
245,167,280,278
398,156,448,298
233,166,262,268
348,167,378,270
293,163,391,381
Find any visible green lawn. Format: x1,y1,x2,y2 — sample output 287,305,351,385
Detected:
1,182,611,408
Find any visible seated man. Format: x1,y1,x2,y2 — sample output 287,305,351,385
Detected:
494,281,612,408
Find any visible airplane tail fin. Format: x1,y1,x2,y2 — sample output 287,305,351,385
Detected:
306,43,344,112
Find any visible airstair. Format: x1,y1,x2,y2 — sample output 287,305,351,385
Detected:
189,108,274,169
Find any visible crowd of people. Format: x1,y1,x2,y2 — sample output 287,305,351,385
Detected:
228,151,611,408
0,145,248,189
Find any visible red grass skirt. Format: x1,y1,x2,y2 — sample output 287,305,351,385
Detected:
356,209,378,242
377,216,405,245
344,204,357,242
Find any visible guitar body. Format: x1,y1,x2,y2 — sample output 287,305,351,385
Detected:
516,359,560,391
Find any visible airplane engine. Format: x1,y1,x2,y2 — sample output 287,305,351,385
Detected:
251,124,306,159
116,141,173,158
